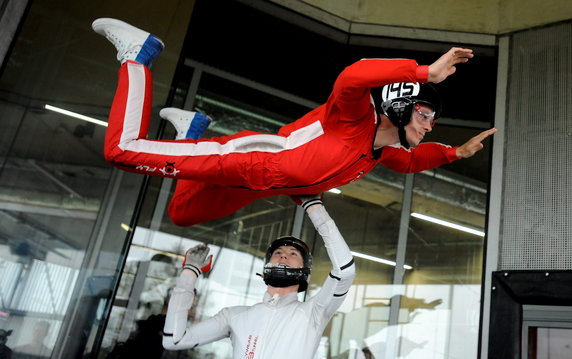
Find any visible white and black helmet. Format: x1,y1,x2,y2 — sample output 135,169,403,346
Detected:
372,82,442,148
262,236,312,292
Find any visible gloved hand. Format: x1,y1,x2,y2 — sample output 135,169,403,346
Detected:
182,244,213,277
290,194,323,211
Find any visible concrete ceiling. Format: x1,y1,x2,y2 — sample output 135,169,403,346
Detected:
268,0,572,35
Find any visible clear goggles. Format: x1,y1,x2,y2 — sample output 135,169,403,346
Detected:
413,103,436,126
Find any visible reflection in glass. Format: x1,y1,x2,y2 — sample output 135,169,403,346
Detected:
0,1,187,357
307,190,404,358
529,327,572,359
0,7,111,357
396,132,489,359
100,196,297,358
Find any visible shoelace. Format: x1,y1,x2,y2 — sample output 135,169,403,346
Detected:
105,31,141,63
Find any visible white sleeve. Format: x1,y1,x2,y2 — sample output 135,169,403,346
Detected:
307,205,356,320
162,270,231,350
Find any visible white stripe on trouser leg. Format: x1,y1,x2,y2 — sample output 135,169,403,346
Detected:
119,62,147,150
126,119,325,157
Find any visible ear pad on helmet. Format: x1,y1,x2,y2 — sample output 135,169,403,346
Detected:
382,98,414,127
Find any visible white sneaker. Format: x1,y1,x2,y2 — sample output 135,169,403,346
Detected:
159,108,212,140
92,18,164,67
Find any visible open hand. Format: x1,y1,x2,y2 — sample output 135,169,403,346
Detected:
183,244,213,275
456,128,497,158
428,47,474,83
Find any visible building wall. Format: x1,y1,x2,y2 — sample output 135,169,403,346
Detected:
499,0,572,33
500,21,572,271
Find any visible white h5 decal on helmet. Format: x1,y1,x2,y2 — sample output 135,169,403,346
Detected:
381,82,420,101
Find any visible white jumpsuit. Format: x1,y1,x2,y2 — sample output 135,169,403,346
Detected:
162,206,355,358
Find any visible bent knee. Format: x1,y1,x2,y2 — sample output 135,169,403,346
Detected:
104,151,117,164
103,143,123,165
103,145,137,171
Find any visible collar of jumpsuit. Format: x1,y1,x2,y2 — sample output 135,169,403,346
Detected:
263,291,298,307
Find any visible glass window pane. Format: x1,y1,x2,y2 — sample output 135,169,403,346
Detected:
309,180,405,358
0,7,110,359
530,327,572,359
399,125,490,358
0,1,193,357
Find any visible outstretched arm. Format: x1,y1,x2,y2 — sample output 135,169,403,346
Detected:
380,128,497,173
331,47,473,120
163,245,231,350
295,195,356,320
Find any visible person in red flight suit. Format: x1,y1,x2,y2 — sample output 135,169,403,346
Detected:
93,18,496,227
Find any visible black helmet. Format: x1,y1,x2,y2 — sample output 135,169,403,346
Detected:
262,236,312,292
371,82,442,148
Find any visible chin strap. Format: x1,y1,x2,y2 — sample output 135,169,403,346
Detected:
398,126,410,149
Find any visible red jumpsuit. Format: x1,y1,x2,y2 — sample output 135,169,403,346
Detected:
105,59,460,226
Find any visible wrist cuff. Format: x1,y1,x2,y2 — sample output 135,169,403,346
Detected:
183,264,201,277
416,65,429,82
302,199,323,211
447,146,462,161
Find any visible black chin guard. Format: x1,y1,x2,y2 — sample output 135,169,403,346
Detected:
263,265,311,292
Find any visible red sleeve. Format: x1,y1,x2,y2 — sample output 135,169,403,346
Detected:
379,142,460,173
331,59,428,120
